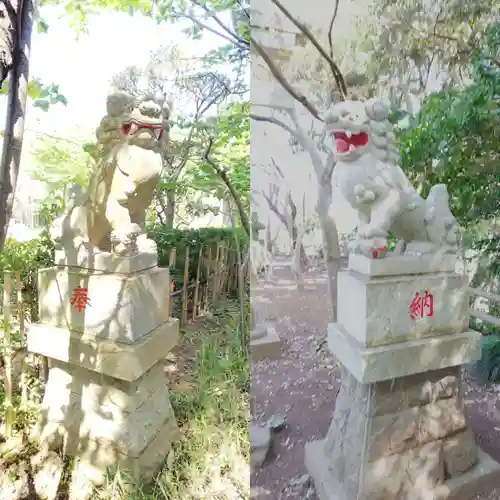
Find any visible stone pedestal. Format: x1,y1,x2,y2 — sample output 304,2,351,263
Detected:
251,323,282,361
305,255,500,500
250,305,282,361
27,254,180,484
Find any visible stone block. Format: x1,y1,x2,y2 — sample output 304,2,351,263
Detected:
34,356,180,486
38,265,171,343
328,322,481,383
54,249,158,274
251,325,282,361
338,269,469,347
348,253,456,277
307,440,500,500
305,367,500,499
27,319,179,381
443,429,478,478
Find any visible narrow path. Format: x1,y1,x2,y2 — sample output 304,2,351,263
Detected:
251,259,338,499
251,258,500,499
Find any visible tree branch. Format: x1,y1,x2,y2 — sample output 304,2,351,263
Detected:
270,0,347,100
327,0,340,60
189,0,249,49
203,137,250,237
251,36,323,121
250,113,298,138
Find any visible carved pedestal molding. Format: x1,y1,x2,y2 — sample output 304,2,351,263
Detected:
27,256,180,485
305,254,500,500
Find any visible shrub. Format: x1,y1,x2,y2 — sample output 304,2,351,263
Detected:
0,233,55,320
148,226,248,291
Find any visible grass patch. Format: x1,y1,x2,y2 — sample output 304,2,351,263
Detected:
96,301,250,499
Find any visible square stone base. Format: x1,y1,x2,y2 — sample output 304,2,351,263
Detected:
34,357,180,485
251,325,282,361
37,265,172,343
305,440,500,500
304,366,500,500
348,253,457,277
329,323,482,383
54,248,158,274
27,319,179,381
337,268,469,347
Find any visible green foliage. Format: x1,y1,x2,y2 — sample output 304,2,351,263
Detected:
93,301,249,499
395,23,500,279
472,334,500,383
0,78,67,111
29,138,95,227
0,235,55,320
183,101,250,215
365,0,500,96
40,0,154,28
148,226,247,290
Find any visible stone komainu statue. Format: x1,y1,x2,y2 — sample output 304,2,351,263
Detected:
51,91,171,257
324,98,461,259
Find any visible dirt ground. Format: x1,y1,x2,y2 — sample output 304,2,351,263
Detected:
250,257,500,499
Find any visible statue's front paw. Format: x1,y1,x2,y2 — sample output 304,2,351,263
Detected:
354,184,376,203
110,224,141,256
363,226,388,239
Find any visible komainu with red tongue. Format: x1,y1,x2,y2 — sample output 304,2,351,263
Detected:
324,98,461,259
50,91,171,257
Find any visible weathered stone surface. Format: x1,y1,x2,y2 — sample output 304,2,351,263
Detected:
34,357,180,485
38,266,172,343
305,366,498,500
340,366,460,417
328,322,481,383
251,424,271,470
306,439,500,500
338,270,469,347
251,325,282,361
443,429,478,478
27,319,179,381
363,441,444,500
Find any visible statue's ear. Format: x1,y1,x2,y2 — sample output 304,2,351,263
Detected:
106,91,134,117
365,98,389,122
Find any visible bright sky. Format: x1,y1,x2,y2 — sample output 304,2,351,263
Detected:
2,6,226,143
2,5,231,208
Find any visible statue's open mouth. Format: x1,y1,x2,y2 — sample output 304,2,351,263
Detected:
333,131,368,153
122,121,164,140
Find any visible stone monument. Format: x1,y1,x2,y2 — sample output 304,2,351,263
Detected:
305,98,500,499
27,92,180,484
250,212,282,360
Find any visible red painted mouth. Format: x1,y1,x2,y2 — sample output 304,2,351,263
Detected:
333,131,368,153
122,121,164,140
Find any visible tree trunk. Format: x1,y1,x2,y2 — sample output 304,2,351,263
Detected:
265,219,273,253
164,189,176,229
0,0,35,250
206,159,250,237
316,156,340,322
0,2,15,89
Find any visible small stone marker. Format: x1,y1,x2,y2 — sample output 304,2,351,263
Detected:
250,424,271,470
